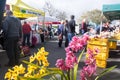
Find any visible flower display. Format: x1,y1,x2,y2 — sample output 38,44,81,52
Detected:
55,35,90,80
5,35,116,80
5,47,49,80
80,48,98,80
5,64,25,80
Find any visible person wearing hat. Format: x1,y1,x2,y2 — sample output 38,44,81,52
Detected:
2,10,22,67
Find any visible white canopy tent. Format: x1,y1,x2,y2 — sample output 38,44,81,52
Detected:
25,16,60,22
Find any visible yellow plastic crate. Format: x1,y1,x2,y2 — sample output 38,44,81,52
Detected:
86,52,109,61
96,60,107,68
87,44,109,53
108,41,117,49
114,33,120,40
95,52,109,60
88,38,108,46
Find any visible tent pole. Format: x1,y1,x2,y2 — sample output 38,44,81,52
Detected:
100,12,103,35
42,12,45,29
37,13,39,26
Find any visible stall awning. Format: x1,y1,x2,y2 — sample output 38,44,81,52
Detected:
102,4,120,20
5,0,45,19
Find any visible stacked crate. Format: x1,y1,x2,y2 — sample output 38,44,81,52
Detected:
87,38,109,68
108,39,117,49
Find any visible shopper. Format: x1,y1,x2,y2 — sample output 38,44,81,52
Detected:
2,10,22,66
22,21,31,47
68,15,76,42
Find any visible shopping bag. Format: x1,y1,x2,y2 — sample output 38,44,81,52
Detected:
22,46,30,57
32,35,37,46
58,34,62,40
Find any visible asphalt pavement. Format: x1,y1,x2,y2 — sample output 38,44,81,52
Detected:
0,36,120,80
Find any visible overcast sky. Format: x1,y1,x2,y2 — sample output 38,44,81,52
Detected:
7,0,120,19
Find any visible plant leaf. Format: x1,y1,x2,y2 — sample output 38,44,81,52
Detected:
95,65,117,80
22,60,41,68
18,76,48,80
73,48,85,80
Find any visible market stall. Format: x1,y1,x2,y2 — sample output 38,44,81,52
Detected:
102,4,120,20
86,4,120,68
102,3,120,49
5,0,45,19
5,0,45,44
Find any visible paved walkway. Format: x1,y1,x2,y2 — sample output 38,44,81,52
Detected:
0,36,120,80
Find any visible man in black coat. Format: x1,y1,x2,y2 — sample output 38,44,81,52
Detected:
68,15,76,42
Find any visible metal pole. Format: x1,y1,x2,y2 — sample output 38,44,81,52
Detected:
100,12,103,35
42,12,45,29
36,13,39,31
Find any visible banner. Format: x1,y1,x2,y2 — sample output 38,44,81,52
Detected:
11,5,41,18
4,0,45,19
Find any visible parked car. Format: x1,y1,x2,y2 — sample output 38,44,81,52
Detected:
51,27,58,36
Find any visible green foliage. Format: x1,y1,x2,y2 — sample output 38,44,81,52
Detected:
79,9,108,24
95,65,117,80
73,49,85,80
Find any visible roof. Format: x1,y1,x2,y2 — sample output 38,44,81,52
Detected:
102,4,120,20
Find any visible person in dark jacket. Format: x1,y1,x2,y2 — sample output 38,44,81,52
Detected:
2,10,22,67
68,15,76,43
57,21,64,47
64,20,69,47
81,19,88,34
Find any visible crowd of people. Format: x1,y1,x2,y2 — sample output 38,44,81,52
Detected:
1,10,119,67
0,10,59,67
57,15,76,47
0,10,77,67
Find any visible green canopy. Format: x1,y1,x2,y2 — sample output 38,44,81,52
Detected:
102,4,120,20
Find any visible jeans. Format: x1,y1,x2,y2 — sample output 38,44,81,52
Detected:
23,33,30,46
68,33,75,43
81,29,84,34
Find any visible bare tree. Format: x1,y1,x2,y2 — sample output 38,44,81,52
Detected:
43,1,68,20
55,10,68,21
43,1,56,17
